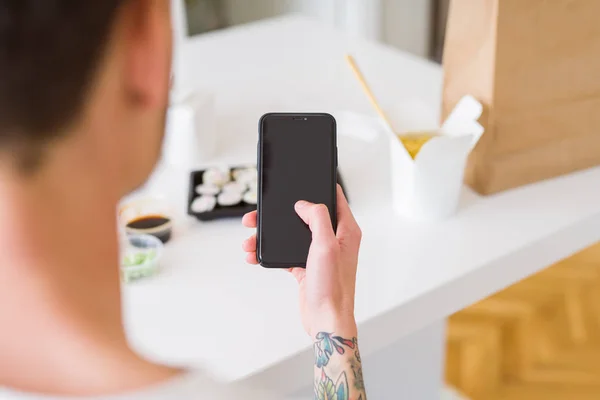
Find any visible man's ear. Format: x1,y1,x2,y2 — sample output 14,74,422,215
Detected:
122,0,172,108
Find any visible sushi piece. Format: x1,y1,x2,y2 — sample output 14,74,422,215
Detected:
232,168,247,181
248,180,257,192
243,189,257,205
217,191,242,207
202,167,230,187
232,166,254,180
222,181,246,194
195,183,220,196
233,167,257,186
191,195,217,213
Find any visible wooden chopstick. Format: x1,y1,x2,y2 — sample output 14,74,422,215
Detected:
345,54,396,134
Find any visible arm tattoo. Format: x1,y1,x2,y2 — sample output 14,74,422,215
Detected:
313,333,367,400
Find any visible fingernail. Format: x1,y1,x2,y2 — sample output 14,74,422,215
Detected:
296,200,310,209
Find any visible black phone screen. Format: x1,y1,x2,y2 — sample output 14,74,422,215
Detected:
257,113,337,268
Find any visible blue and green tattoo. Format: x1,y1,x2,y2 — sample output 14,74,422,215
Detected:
313,332,366,400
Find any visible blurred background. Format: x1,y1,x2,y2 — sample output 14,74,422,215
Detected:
184,0,449,62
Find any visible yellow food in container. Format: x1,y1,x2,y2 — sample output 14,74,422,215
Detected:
397,132,436,159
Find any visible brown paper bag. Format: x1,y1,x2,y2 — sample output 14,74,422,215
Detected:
442,0,600,195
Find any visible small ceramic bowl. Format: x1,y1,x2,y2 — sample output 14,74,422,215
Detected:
120,234,163,283
119,197,173,243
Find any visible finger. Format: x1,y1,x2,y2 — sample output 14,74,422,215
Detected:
294,201,335,242
242,211,257,228
245,252,259,265
336,185,360,237
242,235,257,252
288,267,306,284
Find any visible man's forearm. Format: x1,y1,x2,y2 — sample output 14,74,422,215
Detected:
313,328,366,400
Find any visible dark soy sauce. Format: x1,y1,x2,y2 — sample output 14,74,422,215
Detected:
126,215,172,243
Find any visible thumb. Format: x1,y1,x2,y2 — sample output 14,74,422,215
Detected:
295,201,335,241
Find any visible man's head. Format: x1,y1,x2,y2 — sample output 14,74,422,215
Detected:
0,3,176,393
0,0,172,195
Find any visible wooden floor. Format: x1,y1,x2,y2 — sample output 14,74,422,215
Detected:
445,243,600,400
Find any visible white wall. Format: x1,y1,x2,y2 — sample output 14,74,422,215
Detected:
383,0,432,58
224,0,337,26
220,0,431,57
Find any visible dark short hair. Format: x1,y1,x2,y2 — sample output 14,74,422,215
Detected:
0,0,122,171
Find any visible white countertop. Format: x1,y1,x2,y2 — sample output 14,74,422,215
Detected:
123,15,600,387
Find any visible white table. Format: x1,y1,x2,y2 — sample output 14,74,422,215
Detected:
123,16,600,399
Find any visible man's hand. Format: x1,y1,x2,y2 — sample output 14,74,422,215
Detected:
243,186,367,399
241,185,362,336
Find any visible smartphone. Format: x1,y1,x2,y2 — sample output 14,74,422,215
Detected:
257,113,337,268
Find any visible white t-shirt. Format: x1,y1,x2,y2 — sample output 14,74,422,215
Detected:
0,373,303,400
